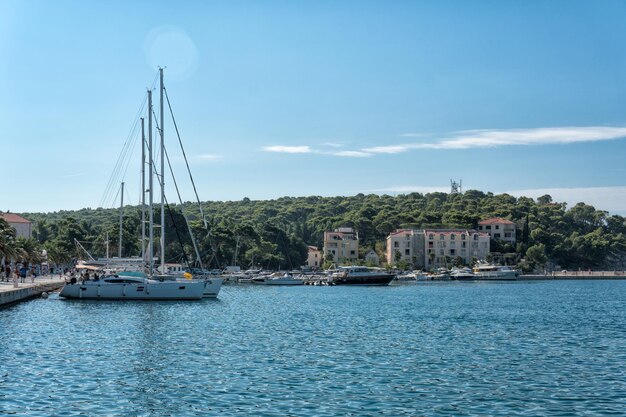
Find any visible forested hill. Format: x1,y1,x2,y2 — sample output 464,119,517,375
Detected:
21,190,626,271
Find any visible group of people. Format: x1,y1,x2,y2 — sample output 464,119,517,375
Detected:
2,264,38,283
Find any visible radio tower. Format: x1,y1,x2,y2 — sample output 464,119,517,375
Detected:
450,179,463,194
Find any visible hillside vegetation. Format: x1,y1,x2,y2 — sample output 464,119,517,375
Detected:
15,190,626,272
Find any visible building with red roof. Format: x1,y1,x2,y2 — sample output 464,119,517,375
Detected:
478,217,516,245
1,212,32,239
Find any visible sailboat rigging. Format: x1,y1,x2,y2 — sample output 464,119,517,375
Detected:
59,68,222,300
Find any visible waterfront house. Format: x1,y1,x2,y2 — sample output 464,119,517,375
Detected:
478,217,516,245
306,246,322,269
323,227,359,264
1,212,32,239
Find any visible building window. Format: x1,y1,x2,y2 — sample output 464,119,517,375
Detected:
439,234,444,240
450,242,455,248
494,233,501,238
462,241,466,248
461,234,466,240
495,225,500,230
504,232,512,238
405,249,410,255
350,250,355,256
486,225,491,230
450,234,455,240
450,249,455,255
394,241,399,248
429,234,434,240
473,234,478,241
428,242,434,248
439,249,444,255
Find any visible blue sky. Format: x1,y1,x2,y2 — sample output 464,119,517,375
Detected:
2,0,626,214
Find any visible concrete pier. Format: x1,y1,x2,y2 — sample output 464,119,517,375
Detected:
0,275,65,307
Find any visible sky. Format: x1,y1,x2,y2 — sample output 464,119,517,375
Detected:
2,0,626,215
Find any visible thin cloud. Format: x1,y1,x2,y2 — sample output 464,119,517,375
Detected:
321,142,343,148
60,172,87,179
195,154,222,161
364,185,449,194
332,150,372,158
365,126,626,154
262,145,313,154
262,126,626,158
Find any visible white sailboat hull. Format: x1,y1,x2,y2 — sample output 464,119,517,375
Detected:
59,278,206,300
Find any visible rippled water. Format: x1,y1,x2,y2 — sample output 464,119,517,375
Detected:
1,280,625,416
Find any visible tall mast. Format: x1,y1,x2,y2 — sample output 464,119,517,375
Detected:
148,89,154,275
160,67,165,274
140,117,146,261
118,182,124,258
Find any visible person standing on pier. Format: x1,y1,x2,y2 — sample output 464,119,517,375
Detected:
19,265,27,283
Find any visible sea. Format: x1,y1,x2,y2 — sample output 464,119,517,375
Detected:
1,280,625,416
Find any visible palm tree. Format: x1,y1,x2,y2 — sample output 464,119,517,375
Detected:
0,217,17,261
14,237,42,268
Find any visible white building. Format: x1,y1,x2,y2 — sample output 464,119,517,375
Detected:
323,227,359,264
306,246,322,269
1,212,32,239
478,217,517,245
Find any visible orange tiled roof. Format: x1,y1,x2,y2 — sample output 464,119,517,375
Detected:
1,213,31,224
478,217,515,225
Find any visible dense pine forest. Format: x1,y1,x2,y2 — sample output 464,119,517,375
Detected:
7,190,626,273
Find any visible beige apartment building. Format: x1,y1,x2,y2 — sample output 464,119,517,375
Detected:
306,246,322,269
386,229,426,268
424,229,490,269
386,229,490,269
323,227,359,264
478,217,516,245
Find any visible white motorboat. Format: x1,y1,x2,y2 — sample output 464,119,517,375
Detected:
473,263,519,280
450,267,475,281
252,272,304,285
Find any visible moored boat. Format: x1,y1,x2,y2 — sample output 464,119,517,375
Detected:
331,266,395,286
473,263,519,280
450,267,475,281
252,272,304,285
59,274,206,300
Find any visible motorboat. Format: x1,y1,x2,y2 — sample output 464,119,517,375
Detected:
449,267,476,281
473,263,519,280
331,266,395,286
251,272,304,285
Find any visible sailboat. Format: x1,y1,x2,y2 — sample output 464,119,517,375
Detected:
60,69,221,300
